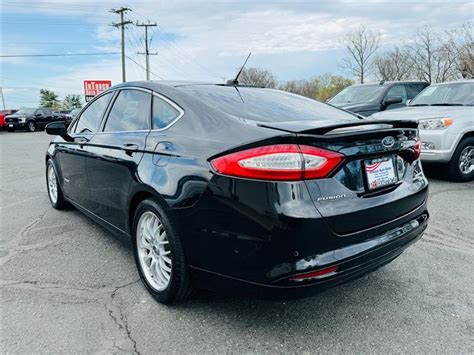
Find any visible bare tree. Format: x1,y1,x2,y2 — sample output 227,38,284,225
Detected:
374,46,414,81
339,26,381,83
239,67,277,88
445,23,474,79
406,26,459,83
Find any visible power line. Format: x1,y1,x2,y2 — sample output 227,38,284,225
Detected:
125,55,163,80
111,6,132,82
0,52,120,58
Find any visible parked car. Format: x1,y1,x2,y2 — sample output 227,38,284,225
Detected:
45,81,429,304
372,80,473,181
0,109,18,128
53,110,74,126
66,107,81,123
329,81,429,116
6,107,64,132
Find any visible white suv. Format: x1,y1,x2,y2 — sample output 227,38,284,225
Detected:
372,80,473,181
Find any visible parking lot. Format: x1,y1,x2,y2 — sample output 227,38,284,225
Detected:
1,130,473,353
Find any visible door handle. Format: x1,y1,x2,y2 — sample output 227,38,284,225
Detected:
121,143,139,152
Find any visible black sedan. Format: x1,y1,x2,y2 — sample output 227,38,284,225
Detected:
45,81,429,304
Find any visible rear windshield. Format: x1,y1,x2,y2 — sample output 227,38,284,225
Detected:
179,85,357,122
329,85,386,104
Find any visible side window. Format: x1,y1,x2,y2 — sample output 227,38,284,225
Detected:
36,109,44,116
103,90,151,132
406,84,427,99
44,108,52,116
75,92,113,134
385,85,408,103
152,95,181,129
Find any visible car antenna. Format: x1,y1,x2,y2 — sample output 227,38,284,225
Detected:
227,52,252,86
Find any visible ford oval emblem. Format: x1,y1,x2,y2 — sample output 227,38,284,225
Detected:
382,136,395,148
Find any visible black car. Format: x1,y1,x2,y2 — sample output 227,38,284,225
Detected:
45,81,429,304
6,107,62,132
329,81,429,116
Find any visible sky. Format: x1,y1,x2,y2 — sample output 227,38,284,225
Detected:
1,0,473,108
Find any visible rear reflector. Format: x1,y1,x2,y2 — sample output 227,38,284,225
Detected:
210,144,344,181
288,265,338,282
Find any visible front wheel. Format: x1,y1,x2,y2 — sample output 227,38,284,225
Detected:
448,137,473,182
132,198,192,304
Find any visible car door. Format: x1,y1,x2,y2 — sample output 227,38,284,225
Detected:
42,108,54,128
56,92,114,207
34,109,47,127
85,88,152,231
383,85,408,110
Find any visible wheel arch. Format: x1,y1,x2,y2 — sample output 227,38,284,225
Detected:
461,131,474,140
127,185,169,236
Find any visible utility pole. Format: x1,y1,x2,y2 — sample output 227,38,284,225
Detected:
110,7,132,82
0,87,5,109
136,22,158,80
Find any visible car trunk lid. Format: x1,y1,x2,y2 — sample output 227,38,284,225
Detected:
260,119,427,236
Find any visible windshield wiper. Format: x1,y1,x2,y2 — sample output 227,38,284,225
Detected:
430,103,464,106
410,104,429,106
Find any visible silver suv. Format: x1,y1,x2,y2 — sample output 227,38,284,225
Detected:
372,80,473,181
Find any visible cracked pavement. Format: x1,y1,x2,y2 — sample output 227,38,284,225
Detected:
1,131,473,353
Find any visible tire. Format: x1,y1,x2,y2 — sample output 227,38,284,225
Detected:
27,121,36,132
132,198,192,304
448,137,474,182
46,159,69,209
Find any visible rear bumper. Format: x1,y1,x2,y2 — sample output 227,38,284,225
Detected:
190,211,427,296
185,191,429,295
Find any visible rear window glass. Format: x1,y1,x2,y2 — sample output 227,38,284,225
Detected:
179,85,357,122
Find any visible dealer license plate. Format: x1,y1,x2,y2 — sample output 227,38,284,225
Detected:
364,156,398,190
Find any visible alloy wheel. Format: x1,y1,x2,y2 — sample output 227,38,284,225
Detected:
459,146,473,175
47,164,58,204
136,211,172,291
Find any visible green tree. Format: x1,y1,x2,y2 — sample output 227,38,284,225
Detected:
39,89,60,109
311,74,354,102
279,74,353,101
63,94,83,109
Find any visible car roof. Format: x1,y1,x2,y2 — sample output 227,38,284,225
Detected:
112,80,219,90
428,79,473,86
350,81,429,87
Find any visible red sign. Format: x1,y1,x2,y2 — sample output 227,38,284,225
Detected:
83,80,112,102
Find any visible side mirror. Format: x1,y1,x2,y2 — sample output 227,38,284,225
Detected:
383,96,403,108
36,113,43,117
406,99,412,106
46,121,68,136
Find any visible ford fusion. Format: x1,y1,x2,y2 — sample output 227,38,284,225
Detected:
45,82,429,304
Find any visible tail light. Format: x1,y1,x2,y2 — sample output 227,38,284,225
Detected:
414,137,421,160
210,144,344,181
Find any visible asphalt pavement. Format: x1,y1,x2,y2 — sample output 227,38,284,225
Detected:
1,130,473,353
